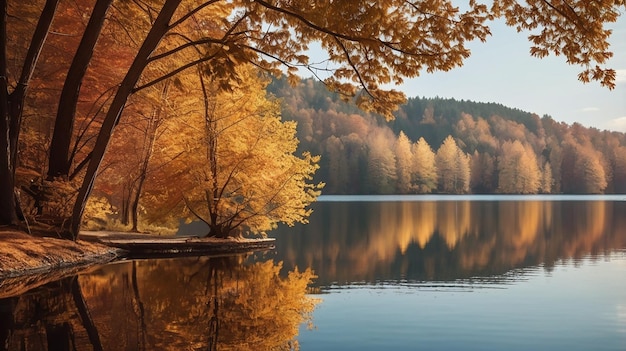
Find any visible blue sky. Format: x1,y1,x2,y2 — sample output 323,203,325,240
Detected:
302,14,626,132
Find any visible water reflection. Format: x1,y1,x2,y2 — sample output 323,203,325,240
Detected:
273,200,626,285
0,257,317,351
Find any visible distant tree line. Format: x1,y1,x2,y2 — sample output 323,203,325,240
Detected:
269,78,626,194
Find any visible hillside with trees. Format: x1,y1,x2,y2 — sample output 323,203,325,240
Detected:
269,77,626,195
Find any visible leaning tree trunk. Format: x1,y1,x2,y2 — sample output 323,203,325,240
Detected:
68,0,182,239
0,0,59,227
47,0,113,180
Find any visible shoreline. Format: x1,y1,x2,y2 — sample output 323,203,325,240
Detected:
0,229,276,298
0,230,120,280
0,229,121,298
80,230,276,256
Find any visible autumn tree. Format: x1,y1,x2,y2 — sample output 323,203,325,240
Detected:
436,136,470,193
540,161,554,194
366,131,397,194
412,137,438,193
470,151,496,193
394,131,413,193
148,66,323,238
454,113,497,154
497,140,541,193
324,136,349,194
46,0,115,180
1,0,624,235
611,146,626,193
561,140,608,194
99,82,174,232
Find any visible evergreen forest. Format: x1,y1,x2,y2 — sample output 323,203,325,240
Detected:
269,77,626,195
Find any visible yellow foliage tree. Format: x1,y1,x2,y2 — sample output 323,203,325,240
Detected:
394,131,413,193
149,65,323,238
412,137,438,193
497,140,541,193
436,136,470,193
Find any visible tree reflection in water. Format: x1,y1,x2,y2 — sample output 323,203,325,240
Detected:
0,276,105,351
0,256,318,350
274,199,626,284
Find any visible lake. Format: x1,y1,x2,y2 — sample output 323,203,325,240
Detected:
1,195,626,350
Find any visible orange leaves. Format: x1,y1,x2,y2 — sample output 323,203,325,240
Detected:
578,66,617,90
249,0,494,118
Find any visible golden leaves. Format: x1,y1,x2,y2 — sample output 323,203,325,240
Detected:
245,0,494,118
149,63,323,236
130,0,625,120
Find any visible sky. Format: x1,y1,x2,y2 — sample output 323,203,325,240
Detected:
303,14,626,132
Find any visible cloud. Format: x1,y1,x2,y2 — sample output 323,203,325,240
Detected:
604,116,626,132
581,107,600,112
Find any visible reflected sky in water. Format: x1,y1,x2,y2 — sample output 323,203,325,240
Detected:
302,254,626,351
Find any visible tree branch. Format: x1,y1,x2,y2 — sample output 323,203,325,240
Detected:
146,37,222,63
133,53,218,93
168,0,220,29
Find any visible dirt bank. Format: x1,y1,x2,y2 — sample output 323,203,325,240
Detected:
0,229,119,282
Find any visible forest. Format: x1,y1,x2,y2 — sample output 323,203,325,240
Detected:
269,77,626,195
2,0,624,237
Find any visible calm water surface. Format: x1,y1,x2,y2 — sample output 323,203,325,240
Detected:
1,196,625,350
271,195,626,350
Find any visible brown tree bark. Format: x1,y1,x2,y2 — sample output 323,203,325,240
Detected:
0,0,59,226
0,0,16,226
47,0,113,180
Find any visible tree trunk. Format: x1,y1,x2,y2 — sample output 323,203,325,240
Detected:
71,278,104,351
47,0,113,180
121,185,130,226
0,0,15,226
131,83,168,232
0,123,16,226
130,185,142,232
0,0,59,227
0,297,16,351
69,0,182,239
